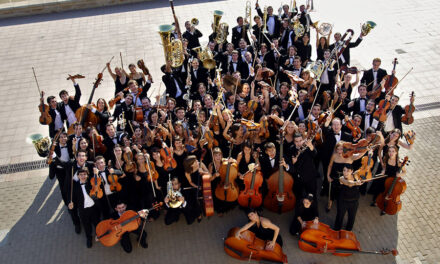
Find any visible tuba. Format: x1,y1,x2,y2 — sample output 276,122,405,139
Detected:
213,10,229,44
193,46,216,70
158,24,185,68
166,177,183,208
318,22,332,36
361,21,376,36
26,133,50,157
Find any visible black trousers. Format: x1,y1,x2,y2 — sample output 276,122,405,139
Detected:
98,193,118,219
120,224,147,253
334,199,359,231
78,205,100,240
165,203,199,225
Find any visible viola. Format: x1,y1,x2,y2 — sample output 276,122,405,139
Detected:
215,143,239,202
89,172,103,199
299,221,398,257
354,152,374,181
46,129,63,164
383,58,399,95
404,130,415,145
137,59,153,83
39,91,52,125
108,94,123,109
258,116,270,139
96,202,162,247
373,98,391,123
306,120,322,145
123,149,136,173
144,150,159,181
160,139,177,172
238,163,263,208
401,91,415,125
107,171,122,192
376,156,409,215
344,114,362,139
264,130,295,213
224,227,288,263
68,73,103,135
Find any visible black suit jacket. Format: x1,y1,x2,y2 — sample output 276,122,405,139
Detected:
162,72,186,99
329,37,363,65
228,60,248,76
260,154,280,180
64,161,94,201
320,127,353,162
360,68,387,92
360,111,375,131
232,25,251,48
190,67,209,94
182,29,203,50
288,147,318,183
255,7,281,38
348,97,369,116
58,83,82,126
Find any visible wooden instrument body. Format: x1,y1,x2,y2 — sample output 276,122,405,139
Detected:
354,155,373,180
160,144,177,172
123,151,136,173
224,227,287,263
39,103,52,125
376,176,407,215
89,175,103,199
96,210,141,247
342,139,369,158
108,174,122,192
202,174,214,216
91,133,107,155
134,107,144,122
238,169,263,208
401,92,415,125
383,58,398,94
299,221,361,257
258,118,270,139
373,99,391,122
215,160,239,202
264,169,295,213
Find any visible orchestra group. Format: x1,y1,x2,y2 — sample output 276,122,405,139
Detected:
36,0,415,261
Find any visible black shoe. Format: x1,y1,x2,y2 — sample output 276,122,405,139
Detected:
86,238,92,248
370,202,376,207
380,211,386,216
140,240,148,248
75,225,81,234
360,191,366,196
197,215,202,223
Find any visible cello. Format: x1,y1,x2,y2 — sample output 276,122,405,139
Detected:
224,227,288,263
299,221,398,257
264,130,295,214
215,142,239,202
96,202,162,247
238,163,263,209
376,156,409,215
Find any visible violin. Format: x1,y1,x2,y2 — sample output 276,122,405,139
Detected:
373,97,391,123
107,168,122,192
340,65,360,74
137,59,153,83
123,148,136,173
344,114,362,139
258,116,270,139
90,127,107,155
240,119,260,131
143,150,159,181
299,221,398,257
160,139,177,172
401,91,415,125
215,143,239,202
354,152,374,181
203,130,218,149
39,91,52,125
383,58,399,95
404,130,415,145
306,120,322,145
89,172,103,199
284,70,305,84
238,163,263,208
108,94,123,109
96,202,162,247
69,73,103,135
224,227,288,263
376,156,409,215
341,139,370,158
242,100,258,120
46,129,63,164
306,82,317,103
264,130,295,214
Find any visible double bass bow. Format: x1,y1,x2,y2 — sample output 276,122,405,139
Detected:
263,129,296,214
238,163,263,209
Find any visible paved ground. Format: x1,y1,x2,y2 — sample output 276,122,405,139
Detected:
0,0,439,263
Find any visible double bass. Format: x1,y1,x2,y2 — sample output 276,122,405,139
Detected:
299,221,398,257
215,143,239,202
264,130,295,213
96,203,162,247
238,163,263,209
376,156,409,215
224,227,288,263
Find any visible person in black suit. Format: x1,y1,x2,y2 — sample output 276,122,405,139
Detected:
319,117,353,196
295,34,312,67
382,94,409,135
361,58,388,96
110,201,148,253
44,95,64,138
49,132,72,201
58,77,82,129
228,51,248,76
259,142,281,180
279,19,293,50
329,31,363,66
67,123,85,157
298,4,314,35
103,123,124,160
188,58,209,95
317,49,337,96
68,168,100,248
347,84,369,116
360,99,379,134
293,90,311,122
237,39,255,62
112,94,134,135
255,4,281,39
164,177,201,225
182,21,203,53
256,44,276,71
232,17,251,48
161,63,187,108
288,133,319,199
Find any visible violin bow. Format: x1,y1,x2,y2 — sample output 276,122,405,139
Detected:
386,67,413,96
120,51,124,69
32,67,42,95
70,166,74,204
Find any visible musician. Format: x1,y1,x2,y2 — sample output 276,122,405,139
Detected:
183,20,203,52
112,94,134,133
334,164,364,231
279,19,292,50
360,58,388,96
68,123,84,156
336,70,359,99
103,123,123,160
382,95,410,136
289,193,319,235
256,43,276,71
295,34,312,67
251,15,269,48
293,90,311,122
228,51,248,77
289,133,319,198
237,39,255,62
232,17,251,48
45,95,64,138
298,4,314,35
315,27,331,61
317,49,336,96
236,209,283,248
360,100,379,133
329,31,363,66
280,4,295,20
161,63,187,108
189,58,209,95
58,77,82,129
110,201,148,252
68,169,100,248
88,98,111,135
164,177,202,225
255,4,281,39
107,62,129,96
347,84,369,116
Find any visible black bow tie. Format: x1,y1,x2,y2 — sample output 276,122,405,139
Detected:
366,113,370,116
335,133,341,136
373,70,377,73
60,146,67,149
270,158,275,161
80,182,86,185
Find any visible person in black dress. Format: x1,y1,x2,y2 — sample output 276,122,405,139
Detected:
290,193,319,235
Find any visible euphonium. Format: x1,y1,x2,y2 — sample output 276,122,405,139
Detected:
166,179,183,208
158,24,184,68
26,133,50,157
193,46,216,70
361,21,376,36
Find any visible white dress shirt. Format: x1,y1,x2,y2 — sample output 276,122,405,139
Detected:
80,183,95,208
